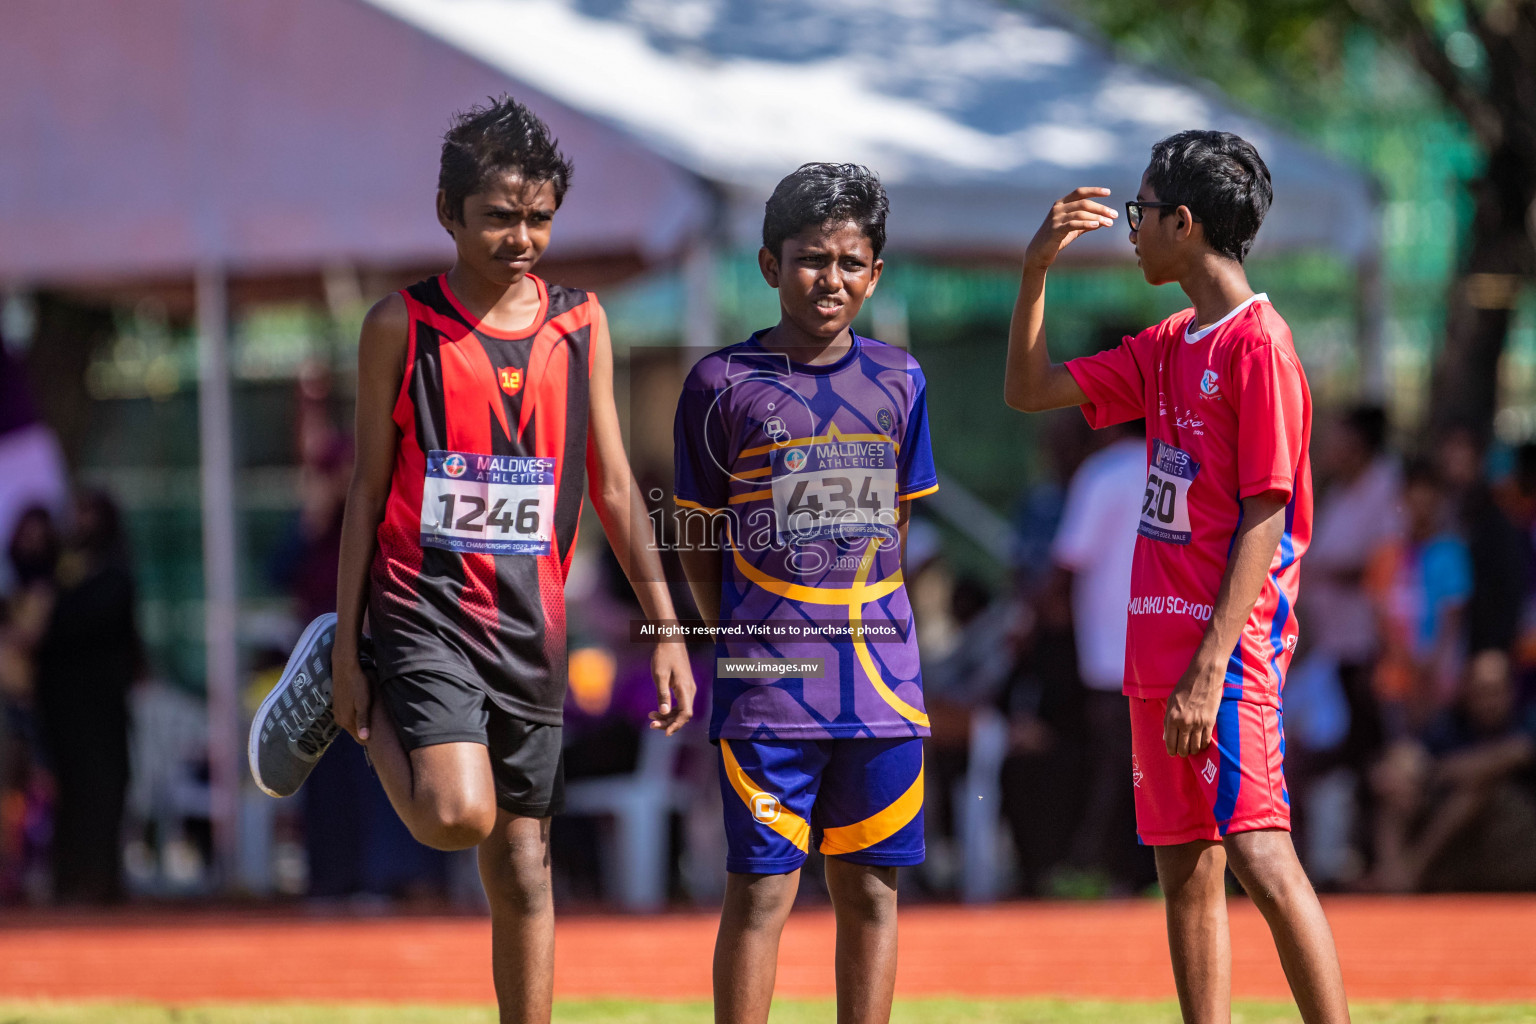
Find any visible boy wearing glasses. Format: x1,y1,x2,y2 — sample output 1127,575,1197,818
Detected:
1002,131,1350,1024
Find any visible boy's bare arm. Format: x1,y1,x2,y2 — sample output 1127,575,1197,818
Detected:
677,540,723,630
585,302,696,733
333,293,409,742
1004,187,1117,412
1163,492,1287,757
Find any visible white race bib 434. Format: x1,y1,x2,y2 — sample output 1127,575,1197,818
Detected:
770,441,897,543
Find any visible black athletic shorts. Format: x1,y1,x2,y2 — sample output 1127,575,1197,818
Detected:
377,669,565,818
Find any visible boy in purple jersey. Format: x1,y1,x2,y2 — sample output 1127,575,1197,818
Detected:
674,164,938,1024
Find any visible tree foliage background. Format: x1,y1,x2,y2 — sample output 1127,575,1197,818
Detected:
1048,0,1536,445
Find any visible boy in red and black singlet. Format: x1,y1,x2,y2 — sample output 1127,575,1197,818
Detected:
248,96,695,1024
1003,132,1350,1024
371,273,596,726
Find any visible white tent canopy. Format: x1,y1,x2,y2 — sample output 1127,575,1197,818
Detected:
368,0,1377,260
1,0,1376,285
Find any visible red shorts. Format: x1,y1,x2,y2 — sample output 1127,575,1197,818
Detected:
1129,696,1290,845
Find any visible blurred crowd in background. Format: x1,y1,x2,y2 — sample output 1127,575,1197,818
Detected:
918,397,1536,900
2,328,1534,910
0,345,143,904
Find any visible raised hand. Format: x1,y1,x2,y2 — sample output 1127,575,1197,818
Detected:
1024,187,1118,272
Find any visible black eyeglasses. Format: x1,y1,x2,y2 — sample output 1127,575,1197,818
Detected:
1125,201,1198,231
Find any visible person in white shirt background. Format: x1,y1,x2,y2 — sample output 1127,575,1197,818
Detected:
1050,416,1152,893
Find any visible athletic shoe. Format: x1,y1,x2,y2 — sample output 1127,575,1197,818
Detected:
248,612,340,797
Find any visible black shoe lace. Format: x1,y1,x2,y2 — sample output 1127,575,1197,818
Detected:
292,705,339,759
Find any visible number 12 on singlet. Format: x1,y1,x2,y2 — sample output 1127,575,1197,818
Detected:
420,450,556,556
1138,439,1199,545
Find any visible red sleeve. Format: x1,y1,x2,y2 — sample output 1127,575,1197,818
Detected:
1233,329,1309,503
1064,326,1154,429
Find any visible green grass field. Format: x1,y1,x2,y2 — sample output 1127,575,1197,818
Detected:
1,1001,1533,1023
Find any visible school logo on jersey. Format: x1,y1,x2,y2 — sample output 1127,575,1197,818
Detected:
782,448,807,473
1199,370,1221,398
498,366,523,396
877,408,894,433
751,793,782,824
443,453,468,479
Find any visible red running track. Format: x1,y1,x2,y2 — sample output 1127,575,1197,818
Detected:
0,896,1531,1004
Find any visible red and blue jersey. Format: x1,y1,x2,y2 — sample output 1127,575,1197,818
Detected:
674,331,939,741
1065,294,1312,708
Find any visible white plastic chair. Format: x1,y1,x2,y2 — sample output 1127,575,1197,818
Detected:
128,681,215,894
562,729,687,911
955,705,1010,903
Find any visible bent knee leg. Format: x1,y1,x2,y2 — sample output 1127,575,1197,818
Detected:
408,797,497,850
402,742,498,849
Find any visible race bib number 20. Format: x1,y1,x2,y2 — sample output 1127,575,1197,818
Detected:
1139,439,1199,545
421,449,555,556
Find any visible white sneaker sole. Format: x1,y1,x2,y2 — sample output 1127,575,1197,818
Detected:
247,612,338,798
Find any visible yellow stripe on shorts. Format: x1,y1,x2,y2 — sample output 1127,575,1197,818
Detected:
818,756,924,857
719,739,811,852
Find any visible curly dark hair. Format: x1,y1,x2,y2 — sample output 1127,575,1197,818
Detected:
1145,130,1272,263
762,162,889,260
438,95,574,222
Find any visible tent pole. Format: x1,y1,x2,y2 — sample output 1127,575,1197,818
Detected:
683,234,718,352
1356,212,1387,402
196,263,240,887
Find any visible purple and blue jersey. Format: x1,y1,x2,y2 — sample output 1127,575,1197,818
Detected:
673,330,938,742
